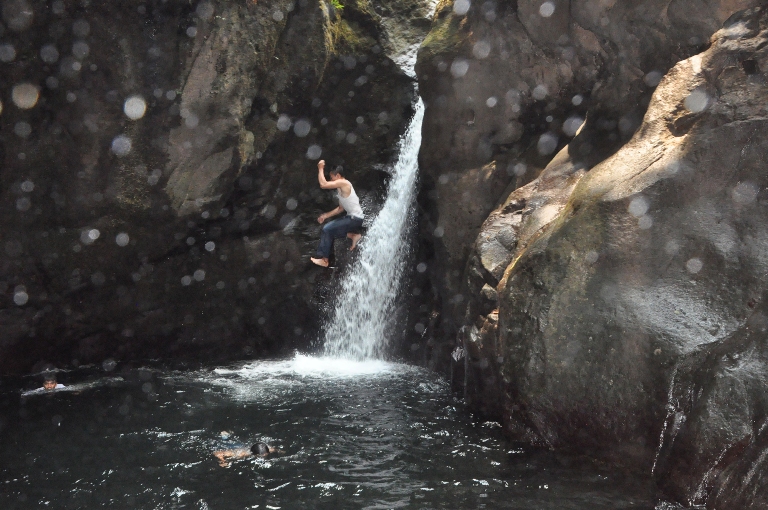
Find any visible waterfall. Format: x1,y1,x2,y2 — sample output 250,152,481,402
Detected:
322,99,424,360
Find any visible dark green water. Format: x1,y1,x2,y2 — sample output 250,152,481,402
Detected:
0,356,654,509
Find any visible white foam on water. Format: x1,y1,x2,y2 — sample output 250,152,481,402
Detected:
322,100,424,360
212,354,399,379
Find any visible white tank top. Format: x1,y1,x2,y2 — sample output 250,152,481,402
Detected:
338,185,364,219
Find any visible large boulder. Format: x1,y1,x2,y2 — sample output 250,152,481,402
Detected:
453,5,768,506
0,0,432,374
412,0,762,353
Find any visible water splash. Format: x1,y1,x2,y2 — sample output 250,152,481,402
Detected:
322,100,424,360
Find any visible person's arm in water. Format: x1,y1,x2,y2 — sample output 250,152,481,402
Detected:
213,448,251,467
318,205,344,224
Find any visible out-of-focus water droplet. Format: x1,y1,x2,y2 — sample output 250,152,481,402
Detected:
628,196,649,217
3,0,34,32
433,226,444,238
14,121,31,138
277,114,292,131
123,95,147,120
216,281,225,289
184,113,199,128
532,84,548,100
513,162,527,176
186,26,197,38
346,133,357,144
273,10,284,21
181,275,192,286
473,40,491,59
72,19,90,38
14,290,29,305
665,239,680,255
572,94,583,106
72,40,89,59
165,90,177,100
52,1,65,15
732,181,758,205
40,44,59,63
537,132,558,155
286,198,298,210
686,258,703,274
20,180,34,192
450,58,469,78
115,233,130,247
638,215,653,229
417,262,427,273
16,197,31,211
196,1,214,20
486,96,497,107
66,91,77,102
293,119,311,137
562,116,584,137
0,43,16,62
453,0,470,16
91,272,105,286
205,241,215,252
539,1,555,17
585,251,599,264
644,70,663,87
111,135,132,156
684,89,709,113
193,269,206,281
306,144,322,159
12,83,40,109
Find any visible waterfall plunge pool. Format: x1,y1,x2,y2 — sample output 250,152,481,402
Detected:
0,356,654,509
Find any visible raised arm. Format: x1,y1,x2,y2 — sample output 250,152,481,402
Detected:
317,160,343,190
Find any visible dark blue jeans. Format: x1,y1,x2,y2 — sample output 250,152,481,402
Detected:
315,215,363,259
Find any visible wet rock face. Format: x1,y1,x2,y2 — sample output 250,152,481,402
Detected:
449,5,768,507
0,0,430,374
413,0,762,354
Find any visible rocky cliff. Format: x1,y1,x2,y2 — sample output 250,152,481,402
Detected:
0,0,431,374
415,0,768,507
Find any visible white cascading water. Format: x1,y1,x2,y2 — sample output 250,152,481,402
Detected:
322,99,424,360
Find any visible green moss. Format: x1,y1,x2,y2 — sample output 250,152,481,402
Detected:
419,8,467,61
331,18,376,54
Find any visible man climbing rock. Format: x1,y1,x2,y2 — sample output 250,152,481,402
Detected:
310,160,364,267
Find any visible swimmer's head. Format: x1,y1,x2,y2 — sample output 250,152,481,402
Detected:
42,372,57,390
251,442,270,456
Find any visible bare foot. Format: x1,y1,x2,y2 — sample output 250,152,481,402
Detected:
347,233,362,251
310,257,329,267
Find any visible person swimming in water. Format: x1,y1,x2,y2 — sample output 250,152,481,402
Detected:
213,442,280,467
42,372,65,391
310,160,364,267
